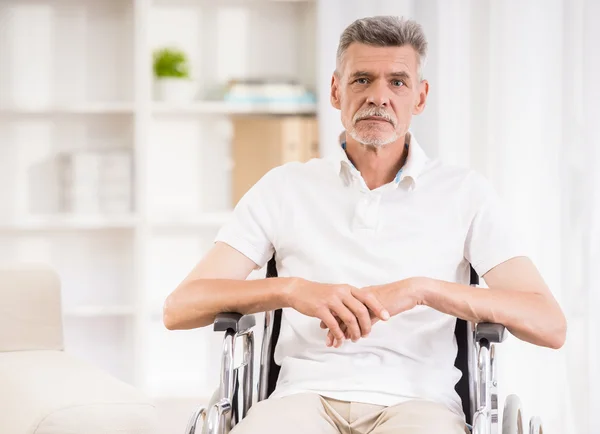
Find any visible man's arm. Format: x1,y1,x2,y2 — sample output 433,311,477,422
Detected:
421,256,566,349
324,257,566,349
163,242,286,330
163,242,389,343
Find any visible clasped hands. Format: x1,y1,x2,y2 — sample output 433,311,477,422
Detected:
285,277,427,348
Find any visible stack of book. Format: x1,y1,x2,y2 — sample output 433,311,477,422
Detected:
223,78,315,104
57,149,133,215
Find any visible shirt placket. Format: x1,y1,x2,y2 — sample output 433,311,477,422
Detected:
354,188,382,231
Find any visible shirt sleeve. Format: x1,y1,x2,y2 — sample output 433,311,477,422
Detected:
214,166,284,268
464,171,529,277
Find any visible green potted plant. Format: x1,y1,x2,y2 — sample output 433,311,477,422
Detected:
153,47,196,102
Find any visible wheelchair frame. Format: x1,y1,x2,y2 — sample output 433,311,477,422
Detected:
186,260,543,434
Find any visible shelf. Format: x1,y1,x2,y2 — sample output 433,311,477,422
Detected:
0,103,135,115
64,305,136,318
0,213,234,231
154,0,314,5
149,211,233,228
0,214,139,231
152,101,317,116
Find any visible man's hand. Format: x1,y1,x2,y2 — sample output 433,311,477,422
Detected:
283,278,390,348
319,278,426,345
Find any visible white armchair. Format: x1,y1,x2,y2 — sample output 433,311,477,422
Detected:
0,264,157,434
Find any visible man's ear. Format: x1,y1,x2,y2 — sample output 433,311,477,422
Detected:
330,73,341,110
413,79,429,115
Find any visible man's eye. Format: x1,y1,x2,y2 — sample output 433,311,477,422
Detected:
354,78,369,84
392,80,404,87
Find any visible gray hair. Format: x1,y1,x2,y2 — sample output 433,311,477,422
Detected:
336,16,428,79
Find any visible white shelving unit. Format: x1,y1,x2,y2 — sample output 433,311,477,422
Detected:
0,214,140,231
0,0,316,417
64,305,137,318
0,103,135,115
152,101,317,115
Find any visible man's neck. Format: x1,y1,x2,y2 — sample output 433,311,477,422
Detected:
345,135,409,190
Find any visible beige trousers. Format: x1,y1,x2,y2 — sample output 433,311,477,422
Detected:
230,393,468,434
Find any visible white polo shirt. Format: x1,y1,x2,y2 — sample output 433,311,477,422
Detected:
215,133,526,417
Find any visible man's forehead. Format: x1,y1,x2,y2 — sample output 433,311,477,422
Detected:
342,44,418,74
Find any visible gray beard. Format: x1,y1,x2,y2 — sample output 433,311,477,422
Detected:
348,128,399,147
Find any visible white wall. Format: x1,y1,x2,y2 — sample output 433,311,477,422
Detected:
316,1,599,433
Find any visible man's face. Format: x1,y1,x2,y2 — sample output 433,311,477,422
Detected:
331,43,429,147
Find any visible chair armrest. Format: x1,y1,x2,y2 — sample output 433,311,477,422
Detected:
214,313,256,333
475,322,507,343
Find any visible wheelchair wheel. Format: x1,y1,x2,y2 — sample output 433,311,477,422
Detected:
529,416,543,434
502,394,524,434
200,389,220,434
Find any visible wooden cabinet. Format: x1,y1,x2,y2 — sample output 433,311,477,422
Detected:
231,115,318,205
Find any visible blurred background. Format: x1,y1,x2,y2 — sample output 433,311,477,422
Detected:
0,0,598,433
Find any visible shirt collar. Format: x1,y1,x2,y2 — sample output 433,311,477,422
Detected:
332,131,429,189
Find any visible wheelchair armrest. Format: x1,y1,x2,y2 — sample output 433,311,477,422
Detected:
475,322,507,344
213,312,256,333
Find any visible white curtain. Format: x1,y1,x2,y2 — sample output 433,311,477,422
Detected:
316,1,600,433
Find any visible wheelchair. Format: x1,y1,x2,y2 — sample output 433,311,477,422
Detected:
185,258,544,434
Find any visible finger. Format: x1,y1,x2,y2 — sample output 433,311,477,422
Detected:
327,322,350,340
342,295,372,338
319,309,345,346
321,313,346,328
323,316,350,347
320,318,338,329
354,290,390,321
327,330,346,348
332,331,345,347
327,330,335,346
338,322,350,339
331,301,361,342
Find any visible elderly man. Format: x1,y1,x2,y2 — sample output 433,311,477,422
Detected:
163,16,566,434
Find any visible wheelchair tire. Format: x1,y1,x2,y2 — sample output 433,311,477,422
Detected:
201,389,220,434
502,394,524,434
529,416,544,434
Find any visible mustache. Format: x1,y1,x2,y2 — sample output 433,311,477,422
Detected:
352,107,397,127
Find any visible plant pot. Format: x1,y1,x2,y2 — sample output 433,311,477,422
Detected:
154,78,197,102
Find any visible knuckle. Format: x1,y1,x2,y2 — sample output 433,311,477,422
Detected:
339,285,352,295
334,288,346,298
325,296,337,307
316,306,328,316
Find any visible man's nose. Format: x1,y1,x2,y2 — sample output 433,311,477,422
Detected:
366,80,390,107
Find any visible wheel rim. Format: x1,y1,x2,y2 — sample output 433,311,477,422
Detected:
517,409,523,434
